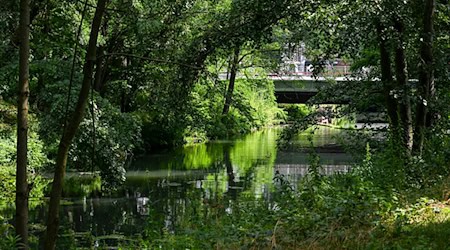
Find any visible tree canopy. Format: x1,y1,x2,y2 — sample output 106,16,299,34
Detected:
1,0,450,248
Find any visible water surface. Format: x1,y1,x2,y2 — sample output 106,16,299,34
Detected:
30,127,352,247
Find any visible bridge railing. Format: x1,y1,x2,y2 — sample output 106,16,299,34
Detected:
218,66,352,80
274,65,351,77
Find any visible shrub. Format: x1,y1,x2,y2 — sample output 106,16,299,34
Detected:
37,82,141,189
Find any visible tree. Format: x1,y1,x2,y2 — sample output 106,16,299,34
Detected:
393,18,413,152
222,46,241,115
16,0,30,248
44,0,107,248
413,0,436,154
285,0,442,156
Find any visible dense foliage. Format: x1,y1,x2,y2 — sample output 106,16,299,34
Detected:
1,0,450,248
0,0,287,186
0,100,48,205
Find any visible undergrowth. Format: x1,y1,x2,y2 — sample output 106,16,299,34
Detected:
135,136,450,249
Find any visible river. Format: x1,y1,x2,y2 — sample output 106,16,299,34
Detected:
27,126,353,247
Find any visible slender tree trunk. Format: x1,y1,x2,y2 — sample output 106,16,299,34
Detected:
393,20,413,152
376,22,399,129
93,49,110,96
44,0,106,249
16,0,30,248
413,0,435,154
120,57,129,113
93,45,104,92
222,47,240,115
93,20,109,93
226,57,231,80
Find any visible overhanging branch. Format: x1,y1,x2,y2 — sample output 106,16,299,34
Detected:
100,52,202,69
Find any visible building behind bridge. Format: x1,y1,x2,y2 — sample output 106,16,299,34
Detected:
277,44,351,77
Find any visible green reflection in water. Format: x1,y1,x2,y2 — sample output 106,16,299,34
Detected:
131,128,280,198
25,127,352,248
182,143,219,169
293,126,342,147
229,129,278,197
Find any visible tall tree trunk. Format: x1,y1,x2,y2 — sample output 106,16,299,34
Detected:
93,48,111,96
393,20,413,152
93,45,105,92
413,0,435,154
16,0,30,248
44,0,106,249
120,57,129,113
222,47,240,115
376,22,399,129
93,20,109,93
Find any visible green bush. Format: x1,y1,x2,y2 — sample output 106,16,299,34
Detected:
281,104,310,122
186,78,283,140
0,214,19,250
1,100,50,207
62,175,102,197
37,82,141,189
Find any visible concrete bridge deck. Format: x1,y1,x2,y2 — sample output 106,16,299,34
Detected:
271,76,352,104
219,73,354,104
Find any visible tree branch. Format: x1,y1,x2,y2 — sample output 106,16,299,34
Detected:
100,52,202,69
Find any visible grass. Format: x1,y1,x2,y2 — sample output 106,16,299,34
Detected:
284,190,450,250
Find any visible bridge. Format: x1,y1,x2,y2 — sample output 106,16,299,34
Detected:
271,75,351,104
220,65,353,104
271,61,352,103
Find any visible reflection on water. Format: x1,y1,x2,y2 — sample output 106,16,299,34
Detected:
29,127,353,247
